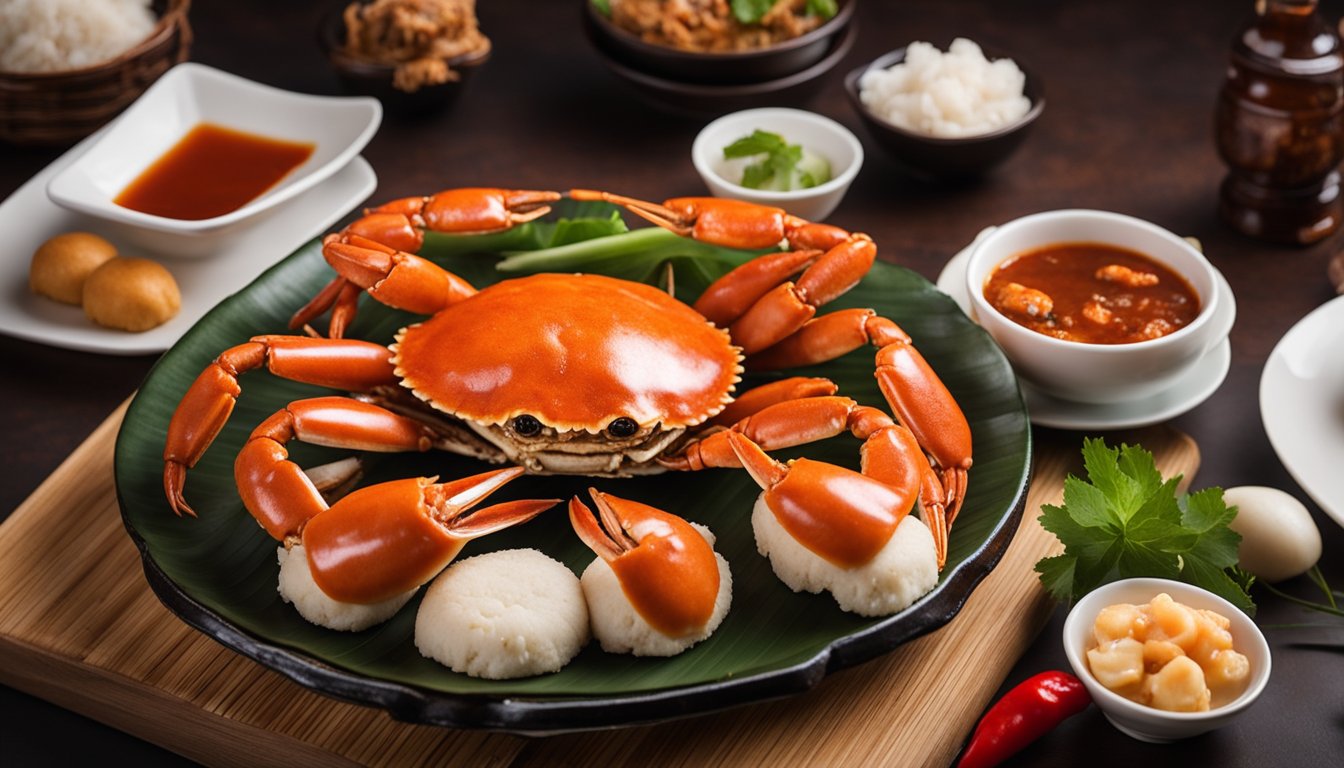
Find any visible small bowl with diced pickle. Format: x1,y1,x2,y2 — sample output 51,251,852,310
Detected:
691,107,862,221
1062,578,1270,742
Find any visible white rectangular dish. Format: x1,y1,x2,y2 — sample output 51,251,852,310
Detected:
45,63,380,255
1,126,376,356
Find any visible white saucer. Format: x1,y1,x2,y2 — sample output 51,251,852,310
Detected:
0,127,376,356
937,228,1234,430
1260,295,1344,529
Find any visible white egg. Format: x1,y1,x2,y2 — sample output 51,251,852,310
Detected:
1224,486,1322,583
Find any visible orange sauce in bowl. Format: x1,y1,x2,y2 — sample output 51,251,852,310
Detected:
113,123,315,220
983,243,1201,344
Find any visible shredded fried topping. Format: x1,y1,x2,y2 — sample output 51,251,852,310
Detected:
342,0,491,92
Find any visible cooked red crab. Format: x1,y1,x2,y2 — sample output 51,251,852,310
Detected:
161,187,972,619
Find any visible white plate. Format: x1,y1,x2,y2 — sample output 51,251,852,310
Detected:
938,228,1233,430
47,63,380,246
1260,295,1344,528
0,128,376,356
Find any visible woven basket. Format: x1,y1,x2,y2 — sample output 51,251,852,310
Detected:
0,0,193,147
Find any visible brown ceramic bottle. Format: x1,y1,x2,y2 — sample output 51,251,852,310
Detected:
1216,0,1344,245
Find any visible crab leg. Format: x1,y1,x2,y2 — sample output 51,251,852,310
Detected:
370,188,560,236
691,250,817,327
569,191,849,251
667,396,952,565
231,396,557,605
671,396,884,469
303,469,558,604
291,276,364,338
233,396,439,540
311,234,479,320
569,190,876,352
569,489,721,638
291,188,561,335
163,336,397,517
707,376,838,428
748,309,973,526
726,235,877,353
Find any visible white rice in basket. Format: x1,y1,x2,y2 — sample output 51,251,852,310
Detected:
858,38,1030,138
0,0,157,74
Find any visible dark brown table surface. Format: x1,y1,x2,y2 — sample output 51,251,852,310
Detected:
3,1,1342,765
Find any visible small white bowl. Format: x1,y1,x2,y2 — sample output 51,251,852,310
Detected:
965,210,1230,403
1063,578,1271,743
46,62,381,256
691,107,862,221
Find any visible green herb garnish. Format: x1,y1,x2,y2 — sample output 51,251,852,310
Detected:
723,129,830,191
591,0,612,16
805,0,839,19
1035,438,1256,614
730,0,774,24
731,0,837,24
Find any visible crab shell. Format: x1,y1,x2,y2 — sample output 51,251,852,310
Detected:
391,273,744,473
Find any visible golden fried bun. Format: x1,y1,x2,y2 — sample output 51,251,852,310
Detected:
29,232,118,305
82,257,182,332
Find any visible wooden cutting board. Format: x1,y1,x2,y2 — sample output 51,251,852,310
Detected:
0,401,1198,768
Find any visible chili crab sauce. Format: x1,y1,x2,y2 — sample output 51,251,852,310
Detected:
983,242,1201,344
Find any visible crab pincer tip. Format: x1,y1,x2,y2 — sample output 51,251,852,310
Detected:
724,432,788,490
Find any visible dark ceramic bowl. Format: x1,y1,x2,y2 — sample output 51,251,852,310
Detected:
844,46,1045,179
318,7,489,117
582,0,854,86
592,20,855,116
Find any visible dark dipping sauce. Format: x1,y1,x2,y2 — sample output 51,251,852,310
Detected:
984,242,1201,344
114,123,315,220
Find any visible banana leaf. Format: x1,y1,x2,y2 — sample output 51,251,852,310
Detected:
116,224,1030,732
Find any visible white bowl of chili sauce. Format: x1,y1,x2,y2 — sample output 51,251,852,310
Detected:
965,210,1230,404
46,63,380,256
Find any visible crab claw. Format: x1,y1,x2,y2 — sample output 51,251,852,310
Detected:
569,489,721,638
724,431,916,568
302,467,558,604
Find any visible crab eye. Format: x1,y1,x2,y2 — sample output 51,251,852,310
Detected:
607,417,638,438
512,414,542,436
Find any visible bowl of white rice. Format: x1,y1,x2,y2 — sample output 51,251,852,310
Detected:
0,0,191,146
843,39,1044,179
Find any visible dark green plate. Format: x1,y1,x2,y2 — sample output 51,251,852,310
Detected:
115,233,1030,733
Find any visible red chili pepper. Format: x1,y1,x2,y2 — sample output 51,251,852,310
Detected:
956,670,1091,768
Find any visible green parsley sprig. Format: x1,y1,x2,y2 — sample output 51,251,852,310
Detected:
1035,437,1256,615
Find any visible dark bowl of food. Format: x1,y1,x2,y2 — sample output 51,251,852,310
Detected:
583,0,854,86
319,0,491,117
590,19,855,116
844,42,1044,180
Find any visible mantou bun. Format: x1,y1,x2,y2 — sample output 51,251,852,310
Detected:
29,231,118,304
415,548,589,679
82,256,181,332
